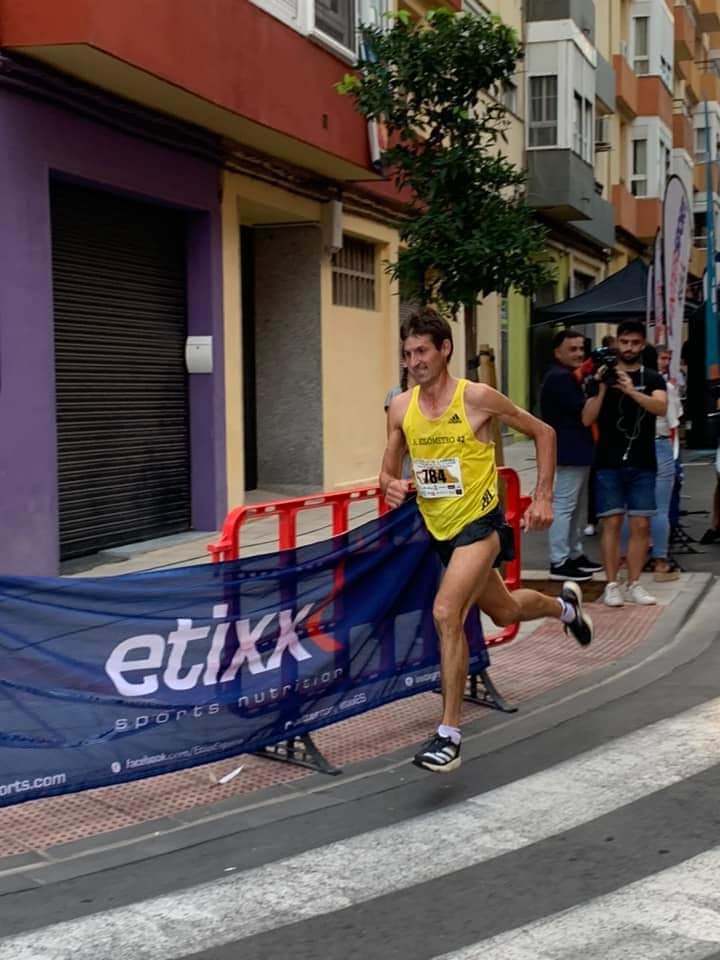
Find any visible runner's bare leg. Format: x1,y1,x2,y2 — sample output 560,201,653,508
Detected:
476,569,561,627
432,534,500,728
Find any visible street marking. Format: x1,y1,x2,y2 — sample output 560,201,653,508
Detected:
4,696,720,959
432,845,720,960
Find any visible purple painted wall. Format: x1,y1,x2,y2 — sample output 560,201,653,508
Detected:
0,90,225,575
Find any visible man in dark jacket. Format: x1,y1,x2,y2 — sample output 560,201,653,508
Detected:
540,329,602,581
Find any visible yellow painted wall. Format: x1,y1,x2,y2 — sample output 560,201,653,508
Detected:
221,171,321,507
321,214,400,489
222,175,401,500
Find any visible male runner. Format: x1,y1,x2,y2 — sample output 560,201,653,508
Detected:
380,308,593,774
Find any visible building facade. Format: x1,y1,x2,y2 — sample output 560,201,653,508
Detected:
0,0,427,573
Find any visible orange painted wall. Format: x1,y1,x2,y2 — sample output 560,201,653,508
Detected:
0,0,373,171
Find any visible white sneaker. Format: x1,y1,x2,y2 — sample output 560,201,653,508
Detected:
626,581,657,605
583,524,596,536
601,581,624,607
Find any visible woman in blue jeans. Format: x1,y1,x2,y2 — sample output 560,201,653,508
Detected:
650,435,678,579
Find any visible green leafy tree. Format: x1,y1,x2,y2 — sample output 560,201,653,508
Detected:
337,7,554,314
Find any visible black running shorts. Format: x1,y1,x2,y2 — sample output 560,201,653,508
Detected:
430,505,515,569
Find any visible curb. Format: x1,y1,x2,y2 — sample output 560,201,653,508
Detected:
0,571,714,894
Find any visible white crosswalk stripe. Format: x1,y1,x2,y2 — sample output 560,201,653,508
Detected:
3,696,720,959
432,846,720,960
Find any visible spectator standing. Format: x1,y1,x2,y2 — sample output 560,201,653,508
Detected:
584,320,668,607
650,345,681,580
540,329,602,582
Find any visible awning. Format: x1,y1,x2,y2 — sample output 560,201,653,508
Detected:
533,258,648,327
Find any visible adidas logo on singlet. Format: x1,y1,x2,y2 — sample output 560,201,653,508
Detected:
448,413,462,424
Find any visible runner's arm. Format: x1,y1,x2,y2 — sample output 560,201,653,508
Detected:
470,384,556,530
380,397,411,508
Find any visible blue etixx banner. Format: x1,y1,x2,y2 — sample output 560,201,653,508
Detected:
0,501,487,806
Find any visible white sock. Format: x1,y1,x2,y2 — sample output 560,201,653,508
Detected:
438,724,461,745
557,598,575,625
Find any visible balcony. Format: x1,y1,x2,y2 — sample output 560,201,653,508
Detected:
697,0,720,32
596,52,616,114
679,58,703,104
701,70,720,103
637,76,673,128
527,149,599,222
0,0,380,183
570,190,615,248
612,183,662,242
614,55,639,117
694,161,720,195
525,0,595,40
673,112,694,152
675,4,695,62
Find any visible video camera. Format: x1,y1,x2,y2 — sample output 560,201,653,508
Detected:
590,346,619,386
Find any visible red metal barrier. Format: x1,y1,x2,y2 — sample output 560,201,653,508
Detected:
208,467,530,647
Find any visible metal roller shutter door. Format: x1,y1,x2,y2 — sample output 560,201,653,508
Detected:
51,183,191,560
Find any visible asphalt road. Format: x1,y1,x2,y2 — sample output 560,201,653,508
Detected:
1,576,719,958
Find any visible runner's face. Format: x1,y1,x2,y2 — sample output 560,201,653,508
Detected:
658,351,671,374
403,334,450,384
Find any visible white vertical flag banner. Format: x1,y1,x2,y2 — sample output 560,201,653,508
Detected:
653,228,665,347
646,261,654,338
662,175,692,380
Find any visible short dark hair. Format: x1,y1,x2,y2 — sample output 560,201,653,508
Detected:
552,328,585,349
404,307,454,359
601,334,616,348
617,319,646,339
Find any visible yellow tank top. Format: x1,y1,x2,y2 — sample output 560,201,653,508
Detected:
402,379,498,540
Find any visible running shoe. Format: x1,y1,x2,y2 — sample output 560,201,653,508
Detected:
412,733,461,773
560,581,593,647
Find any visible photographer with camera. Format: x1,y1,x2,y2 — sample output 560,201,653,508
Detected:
583,320,668,607
540,329,602,582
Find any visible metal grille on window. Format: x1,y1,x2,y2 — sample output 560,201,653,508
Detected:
315,0,355,49
332,236,376,309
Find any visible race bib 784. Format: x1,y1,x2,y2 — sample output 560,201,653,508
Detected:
412,458,464,498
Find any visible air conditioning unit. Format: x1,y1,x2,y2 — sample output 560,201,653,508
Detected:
595,115,611,152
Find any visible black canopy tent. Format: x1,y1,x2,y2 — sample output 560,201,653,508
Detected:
533,257,648,327
528,258,648,412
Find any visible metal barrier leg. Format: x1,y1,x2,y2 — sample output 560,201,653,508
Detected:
464,670,518,714
255,733,343,775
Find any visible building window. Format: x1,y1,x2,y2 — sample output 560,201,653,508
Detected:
529,76,558,147
633,17,649,75
332,236,376,309
696,125,709,162
631,138,648,196
660,56,672,89
573,93,583,155
315,0,355,51
501,79,517,114
584,99,593,162
660,140,671,193
250,0,388,58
